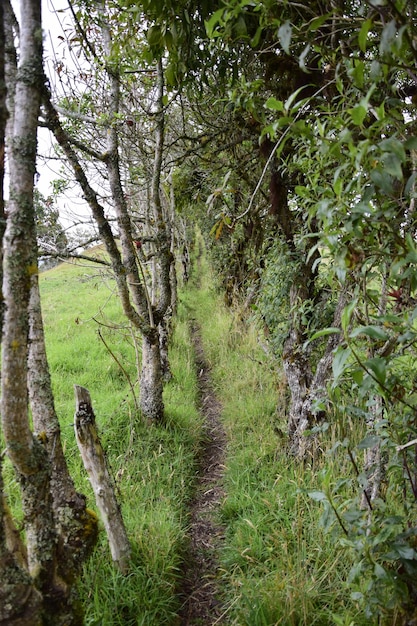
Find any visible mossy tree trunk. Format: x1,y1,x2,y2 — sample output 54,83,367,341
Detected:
265,159,348,459
1,2,97,623
0,5,42,624
0,0,7,334
1,1,55,620
284,281,348,458
151,58,174,385
28,277,98,585
140,329,165,423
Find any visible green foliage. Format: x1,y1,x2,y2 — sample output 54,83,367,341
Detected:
88,0,217,87
255,242,295,353
256,240,335,357
322,291,417,617
200,0,417,620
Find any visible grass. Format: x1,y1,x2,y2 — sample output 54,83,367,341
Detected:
37,252,202,624
2,241,397,624
184,243,374,626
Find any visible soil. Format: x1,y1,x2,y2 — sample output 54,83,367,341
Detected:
178,321,227,626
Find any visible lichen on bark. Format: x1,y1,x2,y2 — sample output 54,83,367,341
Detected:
0,1,98,623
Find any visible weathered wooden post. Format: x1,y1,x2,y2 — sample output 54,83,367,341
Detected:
74,385,131,573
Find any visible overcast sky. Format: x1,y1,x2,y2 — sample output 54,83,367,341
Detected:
8,0,92,228
8,0,66,191
38,0,72,197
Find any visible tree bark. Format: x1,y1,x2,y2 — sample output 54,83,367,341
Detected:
100,13,150,325
0,5,42,624
0,0,7,334
151,58,172,322
0,0,53,622
140,330,165,423
1,0,56,572
284,283,348,458
3,0,17,160
1,3,97,623
360,272,389,507
168,168,178,316
74,385,131,573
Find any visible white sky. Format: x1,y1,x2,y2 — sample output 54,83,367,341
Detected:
39,0,68,192
40,0,92,227
9,0,92,230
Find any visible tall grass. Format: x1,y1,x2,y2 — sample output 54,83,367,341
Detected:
38,253,202,624
186,243,373,626
2,243,386,624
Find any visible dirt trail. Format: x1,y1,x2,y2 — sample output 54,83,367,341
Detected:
178,321,227,626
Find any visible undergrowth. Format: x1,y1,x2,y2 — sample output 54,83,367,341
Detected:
2,242,401,624
187,243,382,625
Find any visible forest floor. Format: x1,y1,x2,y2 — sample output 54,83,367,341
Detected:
178,320,227,625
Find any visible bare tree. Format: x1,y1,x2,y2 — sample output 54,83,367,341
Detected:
42,2,176,423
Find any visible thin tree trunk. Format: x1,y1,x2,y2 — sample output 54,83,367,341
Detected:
3,0,17,159
151,58,172,321
159,316,172,382
1,0,54,572
100,12,150,325
0,1,54,622
102,11,169,421
0,0,7,334
361,272,389,507
157,168,177,382
361,396,384,509
141,330,165,423
168,168,178,316
1,3,97,623
0,6,42,624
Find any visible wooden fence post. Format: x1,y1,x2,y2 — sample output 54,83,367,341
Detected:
74,385,131,573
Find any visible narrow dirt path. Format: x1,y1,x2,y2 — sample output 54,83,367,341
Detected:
178,320,227,626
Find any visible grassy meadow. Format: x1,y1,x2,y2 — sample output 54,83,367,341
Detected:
39,251,202,625
2,243,389,624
